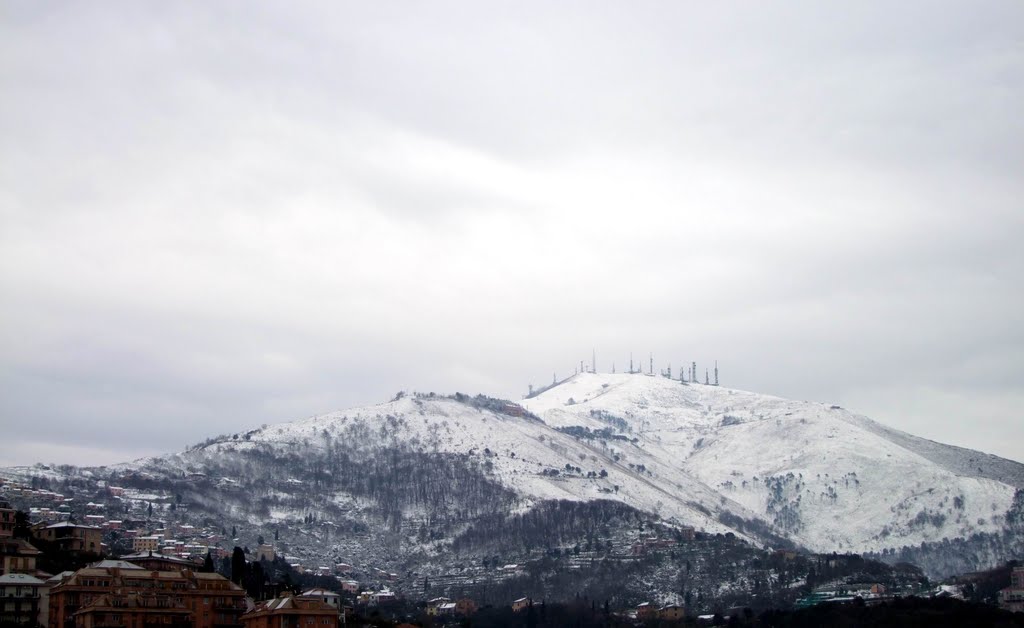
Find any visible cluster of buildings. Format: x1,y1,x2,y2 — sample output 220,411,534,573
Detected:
630,530,694,555
795,583,891,608
44,560,347,628
0,497,346,628
1,483,73,525
126,527,227,563
0,476,232,564
0,543,342,628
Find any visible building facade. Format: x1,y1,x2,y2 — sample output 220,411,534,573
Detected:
0,502,15,538
0,573,45,625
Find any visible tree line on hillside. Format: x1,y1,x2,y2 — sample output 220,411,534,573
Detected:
451,499,644,554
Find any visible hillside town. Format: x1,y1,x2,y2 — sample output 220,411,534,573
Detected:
3,470,1023,627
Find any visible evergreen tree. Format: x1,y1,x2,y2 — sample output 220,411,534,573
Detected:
13,511,30,539
203,552,215,573
231,547,246,585
245,561,266,599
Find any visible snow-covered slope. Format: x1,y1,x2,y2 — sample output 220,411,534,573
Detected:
520,373,1022,553
142,391,767,541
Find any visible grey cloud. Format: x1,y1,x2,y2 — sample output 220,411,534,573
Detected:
1,2,1022,466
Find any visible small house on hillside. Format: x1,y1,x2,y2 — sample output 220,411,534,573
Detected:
1000,566,1024,613
636,602,655,620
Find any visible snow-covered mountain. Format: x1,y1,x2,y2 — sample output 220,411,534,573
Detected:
5,373,1022,582
140,374,1021,552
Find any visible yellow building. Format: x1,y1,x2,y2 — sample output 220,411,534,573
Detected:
132,536,161,552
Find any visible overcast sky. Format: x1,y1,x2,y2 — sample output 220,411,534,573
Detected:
1,2,1022,467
